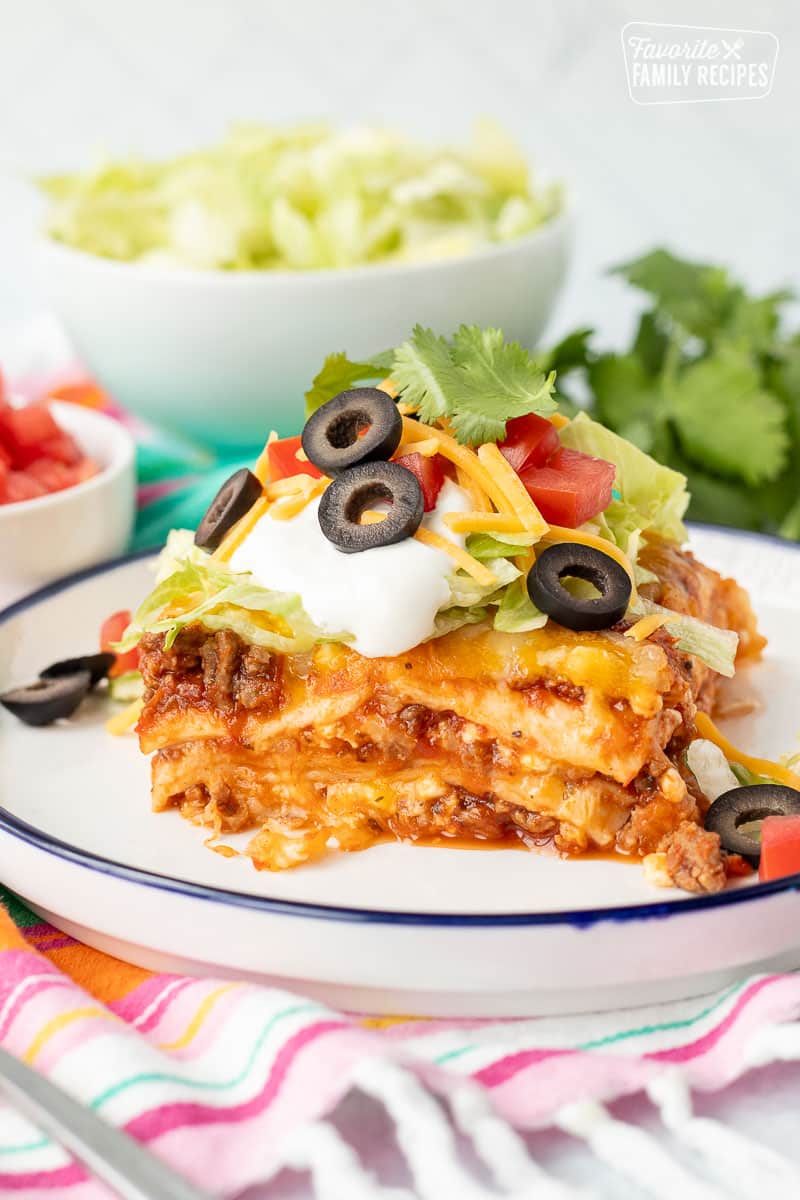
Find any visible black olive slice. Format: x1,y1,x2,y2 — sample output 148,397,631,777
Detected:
705,784,800,865
40,652,116,689
195,468,263,552
527,543,632,632
0,671,92,727
302,388,402,476
318,461,424,553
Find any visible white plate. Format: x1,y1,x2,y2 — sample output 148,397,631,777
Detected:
1,527,799,1016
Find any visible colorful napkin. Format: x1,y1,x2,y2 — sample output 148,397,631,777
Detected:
2,888,800,1197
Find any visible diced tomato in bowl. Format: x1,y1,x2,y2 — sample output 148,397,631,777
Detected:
0,399,100,506
519,447,616,528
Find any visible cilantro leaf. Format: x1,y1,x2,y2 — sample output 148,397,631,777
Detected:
541,327,594,375
448,325,555,442
613,248,733,341
668,349,789,486
588,353,660,448
631,311,669,375
391,324,555,444
305,349,394,416
391,326,461,425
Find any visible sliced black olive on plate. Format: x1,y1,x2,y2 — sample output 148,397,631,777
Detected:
40,652,116,689
704,784,800,865
195,468,263,552
0,670,91,727
318,460,424,553
302,388,402,476
527,543,632,632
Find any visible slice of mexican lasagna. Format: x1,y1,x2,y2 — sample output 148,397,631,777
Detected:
118,328,787,894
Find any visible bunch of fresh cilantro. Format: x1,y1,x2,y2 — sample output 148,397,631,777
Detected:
547,249,800,540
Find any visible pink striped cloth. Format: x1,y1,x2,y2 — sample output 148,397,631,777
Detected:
2,888,800,1196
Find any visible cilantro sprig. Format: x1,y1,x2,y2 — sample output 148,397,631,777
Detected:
550,248,799,538
305,324,556,445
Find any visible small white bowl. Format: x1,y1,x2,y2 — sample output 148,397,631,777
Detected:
0,402,136,607
37,211,572,447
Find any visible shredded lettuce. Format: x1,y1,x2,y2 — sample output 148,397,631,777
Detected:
439,552,546,634
629,596,738,678
428,605,489,640
445,556,520,609
465,532,536,560
42,121,560,270
119,530,350,654
493,578,548,633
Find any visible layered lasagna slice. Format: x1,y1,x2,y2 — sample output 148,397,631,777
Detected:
137,535,762,890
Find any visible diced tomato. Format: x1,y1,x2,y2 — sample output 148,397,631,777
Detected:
100,610,140,677
394,452,446,512
0,403,60,453
0,399,99,505
27,458,78,493
73,457,100,483
759,816,800,882
498,413,560,474
267,436,323,482
39,431,83,466
2,470,47,503
519,447,616,528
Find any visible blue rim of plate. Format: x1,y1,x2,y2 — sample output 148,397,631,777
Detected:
1,527,799,929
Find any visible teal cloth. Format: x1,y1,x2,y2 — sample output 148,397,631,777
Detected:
130,440,262,552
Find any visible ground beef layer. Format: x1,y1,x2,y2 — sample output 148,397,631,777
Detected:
136,536,763,891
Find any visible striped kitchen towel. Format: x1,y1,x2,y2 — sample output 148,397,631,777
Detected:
2,887,800,1198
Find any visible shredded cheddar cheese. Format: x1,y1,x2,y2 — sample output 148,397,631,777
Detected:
379,377,400,398
443,511,525,535
106,698,143,736
401,418,512,514
253,430,278,484
455,467,491,512
625,613,677,642
265,476,319,500
295,444,309,462
268,476,327,521
476,442,548,537
215,495,270,562
360,510,388,525
395,437,440,459
694,713,800,791
549,413,571,430
414,527,497,587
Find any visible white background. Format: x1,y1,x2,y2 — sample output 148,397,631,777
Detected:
0,0,797,344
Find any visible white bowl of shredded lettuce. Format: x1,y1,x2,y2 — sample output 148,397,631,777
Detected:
37,122,570,445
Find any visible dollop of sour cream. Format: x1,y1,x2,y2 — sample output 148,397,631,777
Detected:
230,479,471,657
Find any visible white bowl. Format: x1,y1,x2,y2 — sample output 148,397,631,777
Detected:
37,212,572,447
0,402,136,607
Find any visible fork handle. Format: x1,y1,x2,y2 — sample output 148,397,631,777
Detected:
0,1046,213,1200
